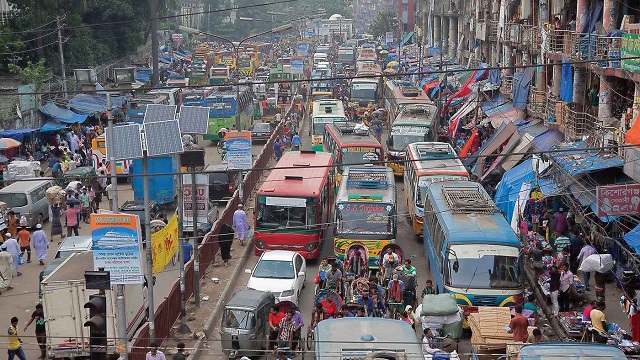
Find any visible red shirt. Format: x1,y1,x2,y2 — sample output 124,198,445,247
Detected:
509,314,529,342
321,299,337,318
17,229,30,247
269,311,284,327
65,207,81,227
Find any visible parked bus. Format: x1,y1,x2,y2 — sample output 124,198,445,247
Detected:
254,151,334,259
323,123,385,180
180,87,214,106
386,104,438,175
202,85,254,142
209,65,230,85
423,180,523,307
214,51,236,70
314,318,424,360
334,166,396,269
404,142,469,236
337,46,356,67
383,80,432,123
308,89,332,113
356,46,378,67
310,99,348,151
125,94,169,123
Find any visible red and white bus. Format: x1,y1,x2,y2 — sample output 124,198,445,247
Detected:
254,151,335,259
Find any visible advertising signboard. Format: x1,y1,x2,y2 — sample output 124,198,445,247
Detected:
291,57,304,75
182,173,210,224
225,131,252,170
90,213,144,284
596,183,640,217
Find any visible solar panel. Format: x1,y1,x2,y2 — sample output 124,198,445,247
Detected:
144,104,177,123
144,121,184,156
178,106,210,134
107,124,143,160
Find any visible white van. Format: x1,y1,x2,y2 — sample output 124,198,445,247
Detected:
0,179,55,227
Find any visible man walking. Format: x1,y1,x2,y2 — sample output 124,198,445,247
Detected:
65,204,81,236
146,344,166,360
507,306,529,342
274,137,283,161
291,132,301,151
277,310,296,357
16,227,31,264
24,304,46,359
32,225,48,265
578,241,597,291
233,204,250,246
1,235,22,276
7,316,26,360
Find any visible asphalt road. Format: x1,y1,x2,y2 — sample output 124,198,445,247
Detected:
0,135,266,359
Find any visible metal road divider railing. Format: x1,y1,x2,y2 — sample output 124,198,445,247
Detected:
127,107,293,360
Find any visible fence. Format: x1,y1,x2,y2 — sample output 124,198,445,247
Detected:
128,108,293,360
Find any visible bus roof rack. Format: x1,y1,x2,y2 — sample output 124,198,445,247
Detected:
399,86,421,97
442,185,498,214
346,167,389,189
415,143,455,159
284,175,304,180
336,124,369,136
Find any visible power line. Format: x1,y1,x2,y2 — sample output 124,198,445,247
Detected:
0,18,58,35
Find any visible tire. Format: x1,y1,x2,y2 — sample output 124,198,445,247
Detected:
38,213,44,225
306,329,314,351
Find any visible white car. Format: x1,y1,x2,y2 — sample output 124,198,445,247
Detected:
246,250,306,304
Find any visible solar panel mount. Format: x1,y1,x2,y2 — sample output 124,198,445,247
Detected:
107,124,143,160
144,120,184,157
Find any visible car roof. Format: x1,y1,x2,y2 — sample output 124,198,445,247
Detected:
259,250,299,261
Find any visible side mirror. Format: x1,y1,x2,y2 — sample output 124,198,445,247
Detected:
298,271,305,277
453,260,459,273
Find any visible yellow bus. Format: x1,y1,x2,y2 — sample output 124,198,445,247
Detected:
310,99,348,151
403,142,469,236
91,134,130,176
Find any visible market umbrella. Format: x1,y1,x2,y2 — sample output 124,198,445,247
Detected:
387,61,399,68
380,50,389,54
0,155,8,163
0,138,21,150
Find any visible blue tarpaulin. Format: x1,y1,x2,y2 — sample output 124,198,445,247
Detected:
624,225,640,254
39,102,88,124
512,67,534,109
0,128,37,142
551,141,624,177
489,68,501,86
40,121,68,132
484,102,515,117
68,94,126,116
560,59,573,103
530,129,565,152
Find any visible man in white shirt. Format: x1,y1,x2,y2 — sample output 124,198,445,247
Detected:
1,234,22,276
145,344,166,360
422,328,442,356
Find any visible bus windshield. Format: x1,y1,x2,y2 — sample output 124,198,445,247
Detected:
390,126,430,149
256,196,317,230
340,146,382,170
313,117,346,135
446,254,521,289
351,82,377,102
336,202,394,237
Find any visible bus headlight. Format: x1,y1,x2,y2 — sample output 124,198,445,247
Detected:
305,242,319,252
255,240,265,249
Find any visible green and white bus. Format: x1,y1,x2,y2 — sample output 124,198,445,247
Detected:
202,85,254,142
310,99,348,151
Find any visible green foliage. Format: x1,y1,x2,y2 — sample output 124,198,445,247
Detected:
7,59,48,89
369,11,397,39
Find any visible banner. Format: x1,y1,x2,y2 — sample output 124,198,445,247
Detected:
290,57,304,75
226,131,252,170
596,184,640,217
151,214,179,274
622,33,640,73
182,174,210,224
91,214,144,284
297,42,309,56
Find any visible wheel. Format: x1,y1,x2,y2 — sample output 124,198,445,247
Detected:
171,252,177,266
306,329,315,351
38,213,44,225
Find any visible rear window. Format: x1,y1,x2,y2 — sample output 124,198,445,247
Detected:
253,123,271,131
210,172,230,184
0,193,28,208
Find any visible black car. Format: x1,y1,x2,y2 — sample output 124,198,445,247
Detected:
251,122,273,141
119,200,160,226
205,164,239,203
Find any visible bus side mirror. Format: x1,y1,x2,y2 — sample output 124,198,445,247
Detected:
453,260,459,273
387,137,392,146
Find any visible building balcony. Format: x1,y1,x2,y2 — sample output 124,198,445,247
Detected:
543,28,624,70
564,107,598,141
500,75,513,98
519,25,541,52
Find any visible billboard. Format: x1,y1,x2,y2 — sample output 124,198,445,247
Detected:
225,131,252,170
91,214,144,284
622,33,640,73
596,183,640,217
290,57,304,75
297,42,309,56
182,174,210,224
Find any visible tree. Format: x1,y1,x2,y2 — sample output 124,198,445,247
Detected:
368,11,397,39
7,59,48,89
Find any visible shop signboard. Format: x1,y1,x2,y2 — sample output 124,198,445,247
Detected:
596,183,640,217
621,33,640,73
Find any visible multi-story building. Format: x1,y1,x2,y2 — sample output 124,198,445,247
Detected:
315,14,354,43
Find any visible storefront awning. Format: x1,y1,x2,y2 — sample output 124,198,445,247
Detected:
551,141,624,177
40,120,68,132
39,102,88,124
531,129,565,152
624,224,640,254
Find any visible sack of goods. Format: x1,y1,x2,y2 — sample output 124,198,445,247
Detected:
578,254,614,273
46,186,66,204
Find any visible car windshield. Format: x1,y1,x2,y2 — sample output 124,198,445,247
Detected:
337,202,394,237
253,260,295,279
350,83,377,102
339,147,382,171
0,193,27,208
209,172,230,184
446,255,521,289
256,196,317,230
223,309,255,329
253,123,271,132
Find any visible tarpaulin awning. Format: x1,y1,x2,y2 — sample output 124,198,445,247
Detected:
39,102,88,124
484,102,514,117
560,59,573,103
531,129,565,152
512,67,534,109
489,107,527,128
0,128,38,142
551,141,624,177
448,94,478,138
624,224,640,254
471,122,518,177
40,121,68,132
67,94,126,116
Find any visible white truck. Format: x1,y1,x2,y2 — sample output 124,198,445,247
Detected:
41,251,148,359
